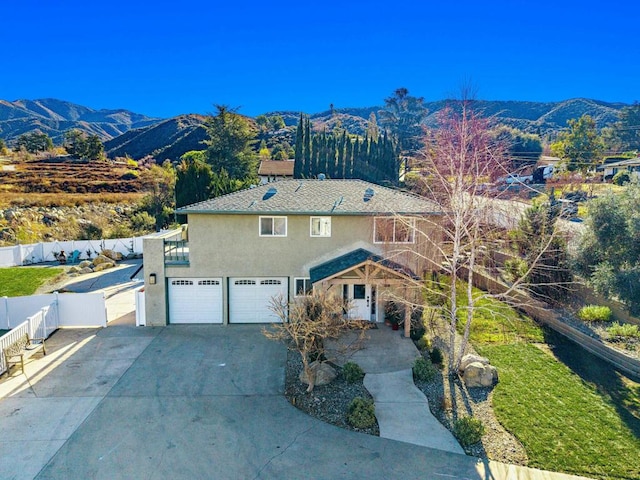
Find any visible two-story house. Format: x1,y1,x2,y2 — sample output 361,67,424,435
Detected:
143,179,442,326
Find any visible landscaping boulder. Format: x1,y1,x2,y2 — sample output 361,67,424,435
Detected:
78,260,92,269
459,354,490,372
101,249,123,261
79,267,94,274
67,266,81,274
92,254,112,266
93,262,115,272
462,362,498,388
299,361,337,386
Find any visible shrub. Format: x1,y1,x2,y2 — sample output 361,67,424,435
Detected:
347,397,376,429
578,305,612,322
612,171,630,186
504,258,527,282
342,362,365,383
453,416,485,447
429,347,443,365
384,301,403,325
121,170,139,180
415,337,430,351
607,322,640,340
413,357,437,382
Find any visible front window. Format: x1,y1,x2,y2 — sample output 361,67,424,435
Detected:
374,217,415,244
295,278,313,296
260,216,287,237
310,216,331,237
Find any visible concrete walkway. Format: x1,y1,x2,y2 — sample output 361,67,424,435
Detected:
329,327,464,453
0,325,594,480
365,369,465,454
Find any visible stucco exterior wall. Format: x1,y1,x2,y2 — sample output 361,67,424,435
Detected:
146,213,442,325
143,236,169,327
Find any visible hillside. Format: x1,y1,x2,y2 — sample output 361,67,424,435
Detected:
2,97,627,162
0,98,160,144
264,98,625,138
104,114,209,162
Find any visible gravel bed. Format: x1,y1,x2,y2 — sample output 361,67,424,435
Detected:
284,349,379,436
283,342,527,465
413,347,528,465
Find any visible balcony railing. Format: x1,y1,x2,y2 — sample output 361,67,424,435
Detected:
164,240,189,264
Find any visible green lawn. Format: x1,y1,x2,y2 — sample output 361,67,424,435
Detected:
456,288,640,480
0,267,63,297
479,342,640,480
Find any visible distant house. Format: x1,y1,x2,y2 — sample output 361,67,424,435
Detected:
601,157,640,181
258,160,295,184
143,179,442,327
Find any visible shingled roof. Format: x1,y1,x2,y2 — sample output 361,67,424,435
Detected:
178,179,439,216
309,248,420,284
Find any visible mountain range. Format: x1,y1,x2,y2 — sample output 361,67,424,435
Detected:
0,97,628,162
0,98,159,144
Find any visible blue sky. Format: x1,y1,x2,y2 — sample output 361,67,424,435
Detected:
2,0,638,119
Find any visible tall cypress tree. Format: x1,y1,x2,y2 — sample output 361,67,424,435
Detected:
311,135,320,178
294,113,304,178
304,117,312,178
336,130,346,178
345,137,354,179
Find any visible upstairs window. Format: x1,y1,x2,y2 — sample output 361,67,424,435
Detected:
260,216,287,237
374,217,415,244
310,216,331,237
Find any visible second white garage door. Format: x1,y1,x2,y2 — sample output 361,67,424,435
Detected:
229,277,288,323
168,278,223,324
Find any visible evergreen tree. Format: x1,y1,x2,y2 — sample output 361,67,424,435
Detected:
204,105,258,180
304,117,312,177
345,137,354,178
175,151,214,208
294,114,303,178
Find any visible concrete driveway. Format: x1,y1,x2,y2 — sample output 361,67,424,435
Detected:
1,325,591,480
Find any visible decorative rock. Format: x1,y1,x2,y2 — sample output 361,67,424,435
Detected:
101,249,123,261
459,354,490,373
79,267,94,274
462,362,498,388
78,260,92,268
299,361,337,386
93,262,115,272
92,254,111,266
68,266,80,273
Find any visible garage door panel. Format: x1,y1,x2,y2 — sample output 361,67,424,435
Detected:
230,277,287,323
169,278,223,324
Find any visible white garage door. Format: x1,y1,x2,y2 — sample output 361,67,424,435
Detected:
229,277,288,323
168,278,223,324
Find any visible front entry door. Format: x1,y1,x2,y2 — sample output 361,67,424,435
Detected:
347,284,372,320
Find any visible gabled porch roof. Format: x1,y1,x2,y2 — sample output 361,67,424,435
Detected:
309,248,420,285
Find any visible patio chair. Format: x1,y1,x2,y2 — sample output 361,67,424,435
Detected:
69,250,81,263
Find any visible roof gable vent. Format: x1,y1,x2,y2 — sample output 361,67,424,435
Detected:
363,187,375,202
262,187,277,201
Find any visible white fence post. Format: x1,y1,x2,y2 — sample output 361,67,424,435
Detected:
3,296,8,330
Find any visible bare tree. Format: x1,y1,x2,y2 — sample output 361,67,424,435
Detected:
394,97,569,375
263,290,369,392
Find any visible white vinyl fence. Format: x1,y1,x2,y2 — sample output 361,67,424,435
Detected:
0,236,145,267
0,292,107,374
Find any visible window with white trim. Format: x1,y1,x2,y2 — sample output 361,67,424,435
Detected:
259,216,287,237
310,216,331,237
374,217,415,244
294,278,313,296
